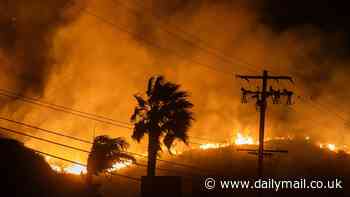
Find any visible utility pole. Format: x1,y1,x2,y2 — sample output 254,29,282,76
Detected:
236,70,294,178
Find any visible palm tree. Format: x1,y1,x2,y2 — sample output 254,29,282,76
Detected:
86,135,136,185
131,75,194,176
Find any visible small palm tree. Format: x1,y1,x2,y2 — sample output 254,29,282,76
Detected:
86,135,136,185
131,75,194,176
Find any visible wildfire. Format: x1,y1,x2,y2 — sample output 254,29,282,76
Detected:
65,164,87,175
199,143,229,150
319,143,338,152
317,141,350,153
43,134,350,175
45,156,133,175
234,132,256,145
49,163,63,172
199,132,256,150
170,147,183,155
107,160,133,172
327,144,336,151
197,131,350,155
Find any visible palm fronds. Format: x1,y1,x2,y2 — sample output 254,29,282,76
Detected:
87,135,135,175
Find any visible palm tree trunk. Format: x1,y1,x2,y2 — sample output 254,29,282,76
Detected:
86,172,93,186
147,133,158,176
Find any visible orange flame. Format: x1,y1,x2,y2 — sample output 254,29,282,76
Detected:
64,164,87,175
45,156,133,175
199,143,229,150
319,143,337,152
234,132,256,145
199,131,256,150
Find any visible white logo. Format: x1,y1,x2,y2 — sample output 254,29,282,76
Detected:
205,178,216,190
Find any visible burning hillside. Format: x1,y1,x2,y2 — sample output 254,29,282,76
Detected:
198,131,350,154
40,131,350,176
91,136,350,197
45,156,133,175
1,0,350,164
1,1,350,196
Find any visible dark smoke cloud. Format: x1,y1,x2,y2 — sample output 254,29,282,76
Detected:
130,0,262,62
262,0,350,36
0,0,83,95
2,0,349,154
127,0,350,141
260,0,350,98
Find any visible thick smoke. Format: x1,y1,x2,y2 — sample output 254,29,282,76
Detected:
126,0,350,141
0,0,84,142
0,0,83,95
1,0,350,160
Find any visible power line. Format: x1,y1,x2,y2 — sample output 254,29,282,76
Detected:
0,88,224,145
0,125,189,174
0,88,129,125
36,148,196,181
109,0,259,74
9,0,344,162
0,88,130,125
78,2,350,136
112,0,350,126
78,4,238,75
132,162,199,176
0,126,91,153
297,95,348,122
122,148,213,173
3,3,275,144
284,105,335,131
257,66,349,126
122,0,350,126
248,76,350,130
0,123,212,173
7,0,341,125
32,148,141,181
237,70,294,178
0,89,131,129
78,0,350,130
4,0,346,164
188,136,228,144
0,116,92,144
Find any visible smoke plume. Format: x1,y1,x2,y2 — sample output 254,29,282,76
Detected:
1,0,350,159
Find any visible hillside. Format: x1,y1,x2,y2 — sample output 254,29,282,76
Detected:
100,138,350,197
2,137,349,196
0,138,96,197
